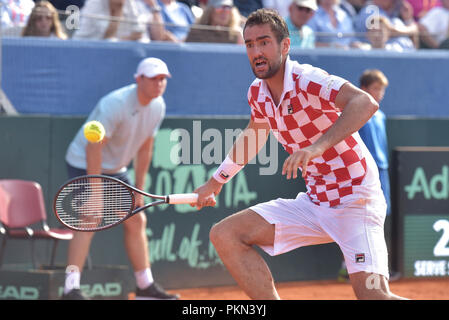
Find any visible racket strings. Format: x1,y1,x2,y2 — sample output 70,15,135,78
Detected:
55,177,133,230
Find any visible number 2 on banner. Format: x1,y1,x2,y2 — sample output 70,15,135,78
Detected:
433,219,449,257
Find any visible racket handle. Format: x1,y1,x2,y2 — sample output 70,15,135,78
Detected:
167,193,216,204
167,193,199,204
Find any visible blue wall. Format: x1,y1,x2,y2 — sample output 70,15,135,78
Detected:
3,37,449,117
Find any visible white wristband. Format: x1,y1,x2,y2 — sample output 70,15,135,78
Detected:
212,156,244,184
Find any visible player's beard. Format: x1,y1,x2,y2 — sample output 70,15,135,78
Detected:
250,52,283,80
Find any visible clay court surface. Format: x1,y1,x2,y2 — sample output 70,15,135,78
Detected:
167,278,449,300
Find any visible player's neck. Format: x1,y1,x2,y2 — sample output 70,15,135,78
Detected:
265,62,286,107
136,89,152,106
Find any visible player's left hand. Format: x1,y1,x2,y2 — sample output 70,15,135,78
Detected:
282,145,323,179
191,178,222,210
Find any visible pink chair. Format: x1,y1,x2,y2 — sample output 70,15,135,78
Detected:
0,179,73,268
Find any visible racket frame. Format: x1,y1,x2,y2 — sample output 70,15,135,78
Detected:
53,174,170,232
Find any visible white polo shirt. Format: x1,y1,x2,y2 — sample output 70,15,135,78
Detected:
66,84,165,173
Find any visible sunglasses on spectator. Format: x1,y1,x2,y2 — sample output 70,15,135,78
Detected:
295,5,313,13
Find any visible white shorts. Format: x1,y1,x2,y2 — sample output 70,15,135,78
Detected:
250,192,389,278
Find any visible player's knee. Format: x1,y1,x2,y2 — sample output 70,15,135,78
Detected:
210,218,251,252
210,220,240,249
123,212,147,232
209,222,228,248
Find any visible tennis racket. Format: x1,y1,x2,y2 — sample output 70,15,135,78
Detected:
53,174,205,232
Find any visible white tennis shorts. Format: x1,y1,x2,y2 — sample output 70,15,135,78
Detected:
250,192,389,278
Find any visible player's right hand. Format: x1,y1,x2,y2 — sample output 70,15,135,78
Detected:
282,144,324,179
192,178,223,210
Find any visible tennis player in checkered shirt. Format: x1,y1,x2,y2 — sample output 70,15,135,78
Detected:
194,8,407,300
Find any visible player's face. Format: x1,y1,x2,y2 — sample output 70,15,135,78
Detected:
244,24,289,79
363,82,386,103
137,74,167,100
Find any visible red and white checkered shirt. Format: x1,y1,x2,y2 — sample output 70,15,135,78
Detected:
248,57,379,207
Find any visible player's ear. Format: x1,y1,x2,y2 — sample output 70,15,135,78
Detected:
135,75,144,85
281,37,290,56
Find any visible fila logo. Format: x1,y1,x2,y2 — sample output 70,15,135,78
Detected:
287,105,294,114
355,253,365,263
219,171,229,180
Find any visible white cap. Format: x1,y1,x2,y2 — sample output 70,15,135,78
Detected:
134,57,171,79
292,0,318,11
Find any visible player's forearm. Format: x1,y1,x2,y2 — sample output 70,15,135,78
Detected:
86,142,103,175
211,122,269,184
228,122,270,166
134,139,154,189
134,157,151,190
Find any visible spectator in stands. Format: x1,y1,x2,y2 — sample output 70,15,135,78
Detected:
366,15,404,50
307,0,365,48
22,1,68,39
286,0,317,48
157,0,195,42
354,0,418,50
339,0,366,18
72,0,166,42
233,0,263,17
407,0,441,21
194,0,208,10
163,0,203,18
1,0,34,30
418,0,449,48
180,0,204,18
262,0,292,17
185,0,244,44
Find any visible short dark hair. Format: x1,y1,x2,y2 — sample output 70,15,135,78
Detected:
359,69,389,88
244,8,289,44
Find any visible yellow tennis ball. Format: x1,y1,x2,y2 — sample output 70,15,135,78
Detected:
84,120,105,143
